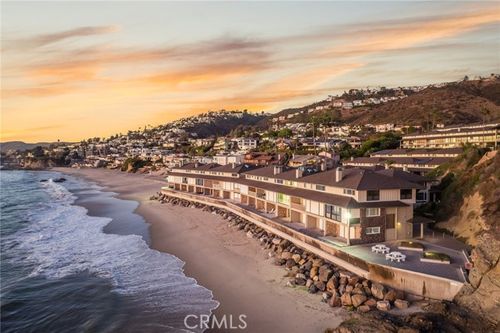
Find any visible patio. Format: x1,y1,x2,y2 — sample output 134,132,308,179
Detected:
343,240,467,282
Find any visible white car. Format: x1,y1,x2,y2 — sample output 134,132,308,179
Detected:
371,244,390,254
386,251,406,262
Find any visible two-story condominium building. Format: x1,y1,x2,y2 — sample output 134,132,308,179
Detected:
165,163,423,246
343,148,462,176
402,123,499,149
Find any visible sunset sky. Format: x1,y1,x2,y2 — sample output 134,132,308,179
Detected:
2,1,499,142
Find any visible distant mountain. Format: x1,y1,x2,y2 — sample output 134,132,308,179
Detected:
0,141,63,152
347,79,500,126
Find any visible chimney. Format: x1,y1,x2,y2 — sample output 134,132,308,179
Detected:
273,165,283,175
335,167,343,182
321,160,327,171
350,156,354,161
231,162,236,168
194,162,199,168
295,168,303,178
384,163,390,170
403,165,408,172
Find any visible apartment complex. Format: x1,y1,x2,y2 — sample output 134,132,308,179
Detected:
165,163,423,245
343,148,462,176
402,123,499,149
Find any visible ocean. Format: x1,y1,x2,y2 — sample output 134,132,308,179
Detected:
0,170,218,333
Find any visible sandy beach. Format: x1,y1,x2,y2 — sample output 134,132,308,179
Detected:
54,167,346,332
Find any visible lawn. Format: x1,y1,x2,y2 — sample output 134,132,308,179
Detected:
423,251,451,262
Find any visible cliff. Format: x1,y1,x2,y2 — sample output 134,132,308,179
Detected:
436,150,500,326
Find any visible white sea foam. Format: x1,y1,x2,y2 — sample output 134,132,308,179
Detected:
12,178,219,332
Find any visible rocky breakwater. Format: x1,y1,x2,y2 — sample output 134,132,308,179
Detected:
153,193,411,314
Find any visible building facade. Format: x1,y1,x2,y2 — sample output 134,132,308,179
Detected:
165,163,422,245
402,123,499,149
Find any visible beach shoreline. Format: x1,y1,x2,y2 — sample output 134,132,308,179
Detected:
53,167,346,332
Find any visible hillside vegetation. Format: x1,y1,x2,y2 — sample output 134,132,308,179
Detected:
349,80,500,126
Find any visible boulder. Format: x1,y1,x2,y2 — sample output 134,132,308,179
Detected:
296,273,306,280
345,285,354,293
384,289,397,303
292,254,301,263
322,292,332,301
348,276,360,286
339,277,348,286
351,294,368,307
306,279,313,288
338,284,346,295
314,281,326,292
377,300,391,311
303,260,313,271
364,298,377,308
363,286,372,296
272,238,282,245
341,292,353,306
310,266,319,278
326,276,339,292
285,259,296,269
394,299,410,309
295,278,306,286
352,287,365,295
371,283,386,300
319,268,333,282
308,284,318,294
281,251,293,260
312,258,324,267
329,292,342,307
357,305,371,313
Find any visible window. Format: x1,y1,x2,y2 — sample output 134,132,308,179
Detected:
366,227,381,235
195,179,203,186
416,190,427,202
316,185,326,191
182,177,188,184
325,204,342,221
343,189,355,195
277,193,290,205
400,189,412,200
367,190,380,201
366,208,380,217
275,179,284,184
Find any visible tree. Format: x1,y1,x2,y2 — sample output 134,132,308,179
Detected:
277,128,293,138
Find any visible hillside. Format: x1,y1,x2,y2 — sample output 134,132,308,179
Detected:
181,111,267,138
348,79,500,126
431,149,500,326
0,141,61,152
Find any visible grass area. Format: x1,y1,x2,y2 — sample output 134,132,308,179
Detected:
399,241,424,250
423,251,451,262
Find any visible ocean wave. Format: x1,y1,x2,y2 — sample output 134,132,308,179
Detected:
8,177,219,332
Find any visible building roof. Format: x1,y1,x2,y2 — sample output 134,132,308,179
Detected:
167,171,409,209
344,156,453,167
245,165,422,190
371,148,463,157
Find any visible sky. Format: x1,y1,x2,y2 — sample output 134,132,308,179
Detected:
1,1,499,142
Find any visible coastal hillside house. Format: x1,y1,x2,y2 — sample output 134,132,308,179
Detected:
213,154,244,165
243,152,283,166
342,148,462,176
233,137,259,151
165,163,423,245
401,123,499,149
